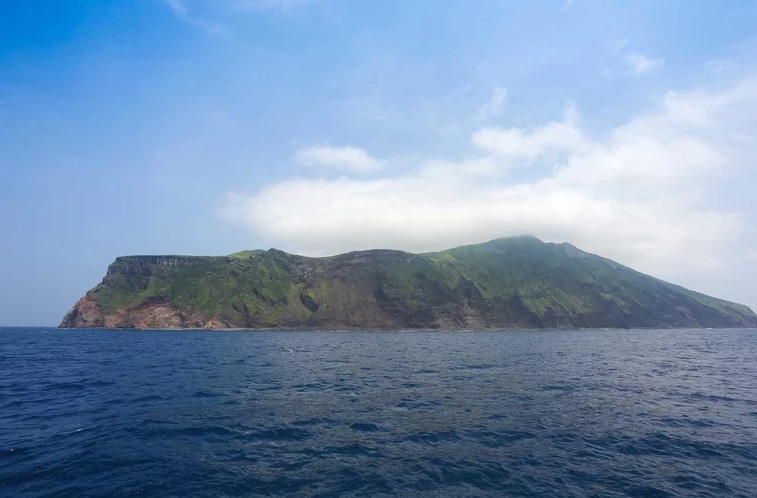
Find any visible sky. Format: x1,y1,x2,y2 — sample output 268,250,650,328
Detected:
2,0,757,326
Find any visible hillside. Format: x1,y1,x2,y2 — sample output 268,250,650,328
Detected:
60,236,757,329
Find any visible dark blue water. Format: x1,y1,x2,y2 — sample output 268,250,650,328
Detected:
2,328,757,497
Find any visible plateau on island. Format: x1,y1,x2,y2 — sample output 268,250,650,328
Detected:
60,236,757,330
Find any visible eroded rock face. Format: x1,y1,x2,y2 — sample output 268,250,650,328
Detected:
61,296,105,328
59,236,757,330
202,318,228,329
61,296,208,329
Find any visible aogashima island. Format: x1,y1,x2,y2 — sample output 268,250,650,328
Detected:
59,236,757,330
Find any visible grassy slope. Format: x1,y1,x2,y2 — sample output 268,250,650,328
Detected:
82,236,757,328
91,253,295,325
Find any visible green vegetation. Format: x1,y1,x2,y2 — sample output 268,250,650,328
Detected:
63,236,757,329
90,254,294,325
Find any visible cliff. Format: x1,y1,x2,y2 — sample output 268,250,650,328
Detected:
60,236,757,329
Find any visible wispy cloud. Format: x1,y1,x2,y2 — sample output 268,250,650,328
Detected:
608,37,629,55
474,86,508,122
228,0,319,11
626,52,664,76
162,0,317,35
295,145,384,173
163,0,187,17
161,0,226,36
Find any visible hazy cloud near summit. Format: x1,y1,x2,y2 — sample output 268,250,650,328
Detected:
220,77,757,283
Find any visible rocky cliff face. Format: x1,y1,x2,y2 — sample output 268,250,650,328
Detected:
60,236,757,330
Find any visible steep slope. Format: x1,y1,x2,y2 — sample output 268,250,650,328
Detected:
60,236,757,329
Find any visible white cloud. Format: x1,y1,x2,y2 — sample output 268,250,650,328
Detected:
219,77,757,283
626,52,664,76
294,145,384,173
473,121,586,159
475,87,508,122
472,102,586,160
228,0,319,10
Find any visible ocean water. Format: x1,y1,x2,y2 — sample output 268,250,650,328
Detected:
1,328,756,497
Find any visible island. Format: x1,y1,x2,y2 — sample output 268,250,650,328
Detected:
60,236,757,330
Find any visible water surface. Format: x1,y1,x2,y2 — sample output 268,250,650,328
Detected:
1,327,756,496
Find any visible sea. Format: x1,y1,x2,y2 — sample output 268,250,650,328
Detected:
1,327,756,497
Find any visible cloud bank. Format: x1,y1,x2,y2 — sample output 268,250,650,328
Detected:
219,77,757,281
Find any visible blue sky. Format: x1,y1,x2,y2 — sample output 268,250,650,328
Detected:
2,0,757,325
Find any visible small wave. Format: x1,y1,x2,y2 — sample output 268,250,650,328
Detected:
169,426,239,438
406,430,462,445
612,433,728,459
138,418,178,427
307,443,385,458
43,382,86,391
350,422,384,432
291,417,337,426
254,427,313,441
659,417,716,428
472,429,536,446
540,384,575,392
132,395,165,403
88,380,115,387
626,485,675,498
688,392,740,403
